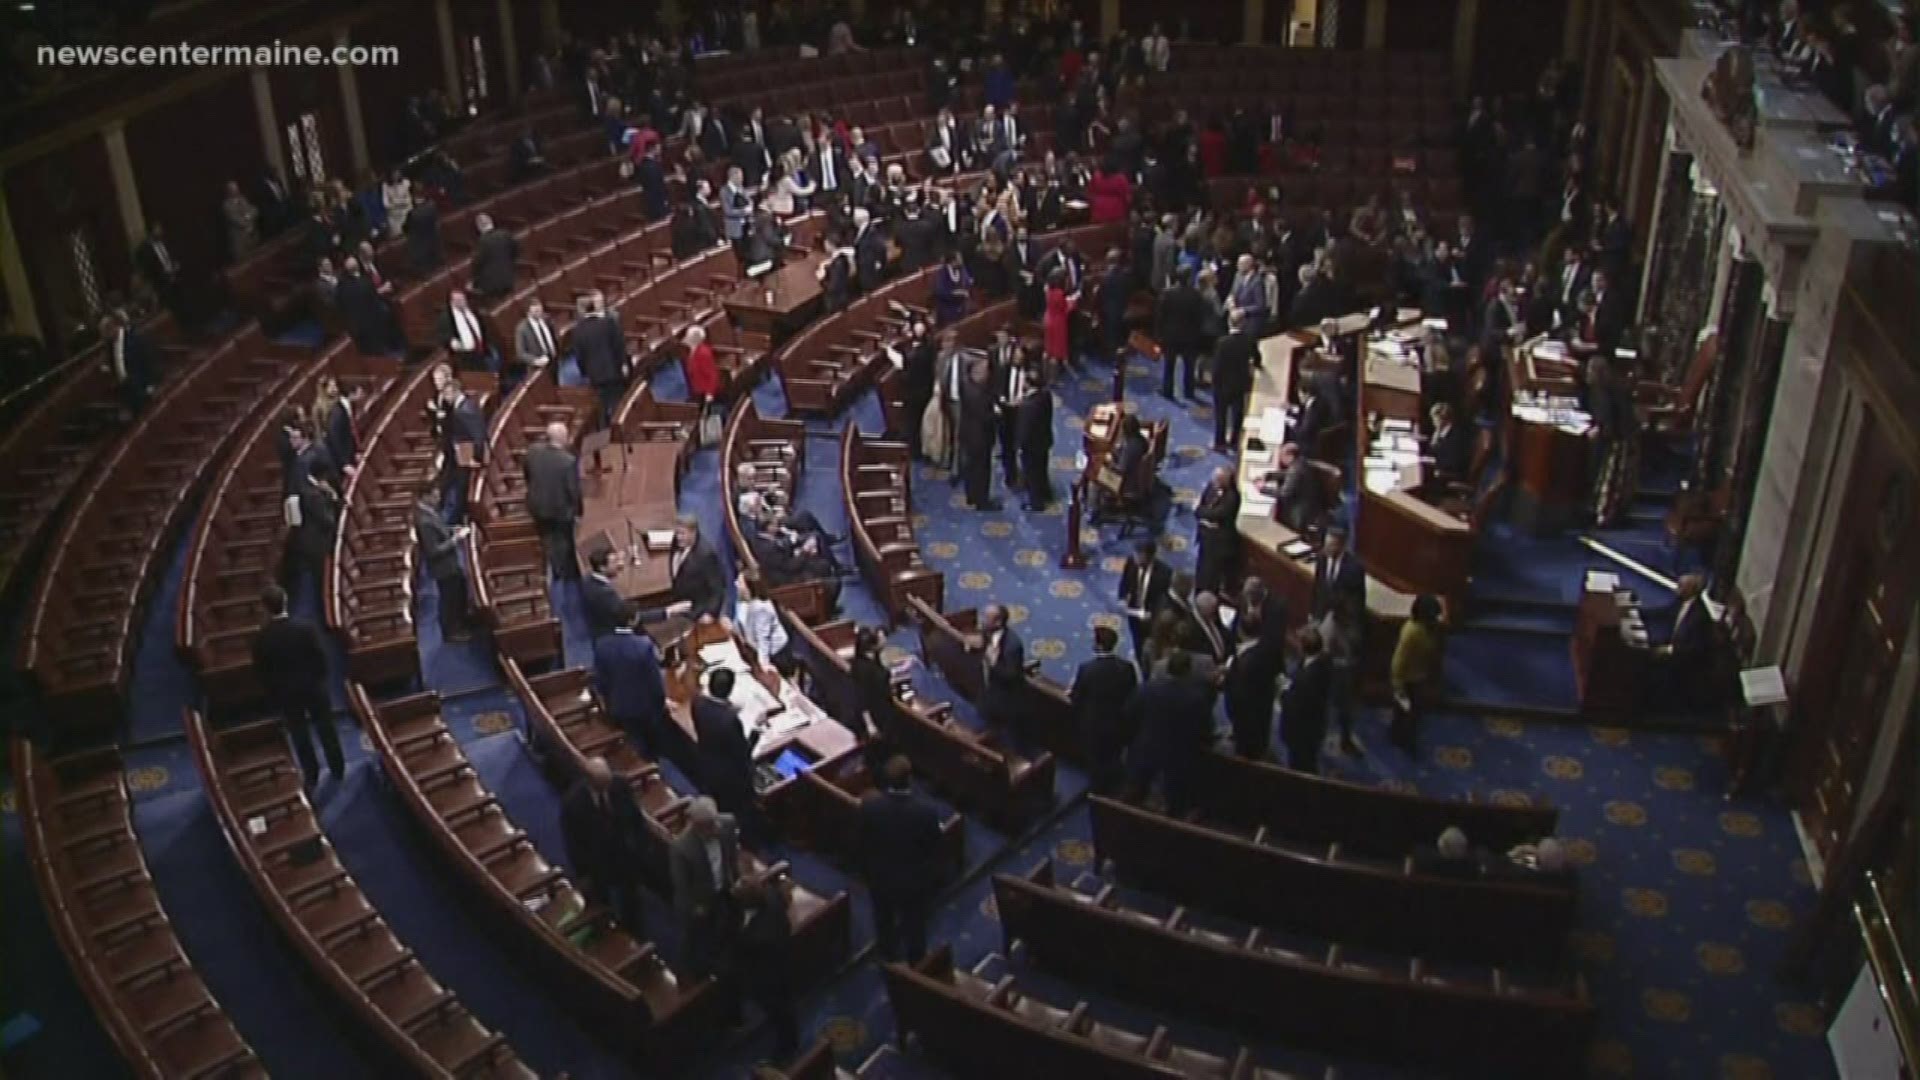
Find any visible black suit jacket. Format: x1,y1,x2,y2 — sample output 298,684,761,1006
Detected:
693,693,758,799
583,573,628,639
324,401,358,469
405,200,444,272
857,788,946,895
1195,481,1241,551
1212,330,1258,398
1071,654,1139,760
854,228,889,293
574,314,628,388
981,629,1027,720
1154,284,1208,354
560,779,644,885
1429,424,1473,481
1310,554,1365,618
1117,556,1171,617
636,157,669,220
472,229,520,295
671,538,727,619
1670,598,1714,661
442,397,487,468
251,615,331,700
523,442,582,523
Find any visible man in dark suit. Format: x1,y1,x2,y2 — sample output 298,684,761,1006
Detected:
583,547,632,639
251,585,344,788
414,483,474,643
513,298,559,388
1280,627,1333,773
1267,443,1322,531
852,209,889,294
470,213,520,300
635,142,670,221
1289,371,1337,456
978,604,1028,750
856,756,945,962
693,667,764,834
1003,229,1041,315
958,357,1001,510
1584,269,1628,355
509,128,547,182
1070,626,1139,792
697,107,731,161
1211,310,1258,451
405,187,443,274
134,221,192,326
1554,247,1592,330
439,290,493,373
1125,650,1215,815
99,312,156,416
322,383,360,473
1117,538,1171,665
669,797,741,978
561,757,648,931
523,421,582,581
1661,573,1716,708
990,335,1025,490
1310,526,1365,619
1224,609,1285,762
668,515,727,620
287,458,339,597
593,609,668,752
1194,466,1241,596
1426,403,1472,483
1155,268,1208,400
334,259,393,354
572,290,630,425
437,380,486,525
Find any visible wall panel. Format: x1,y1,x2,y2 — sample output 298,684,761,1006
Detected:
124,71,262,272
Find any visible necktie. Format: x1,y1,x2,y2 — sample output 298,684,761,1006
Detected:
537,319,553,356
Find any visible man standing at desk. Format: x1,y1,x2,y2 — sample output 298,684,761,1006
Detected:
693,667,766,842
1311,526,1365,619
524,422,582,582
1211,308,1258,453
670,797,740,979
1660,574,1716,709
669,515,728,620
1194,466,1241,596
594,608,668,752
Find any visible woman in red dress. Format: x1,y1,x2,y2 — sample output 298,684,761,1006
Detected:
1043,268,1076,372
684,324,721,403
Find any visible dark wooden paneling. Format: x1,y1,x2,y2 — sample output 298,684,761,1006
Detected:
355,7,446,167
1121,0,1241,44
1384,0,1456,52
448,0,509,114
124,72,263,275
272,63,351,187
6,137,124,349
1471,0,1565,96
554,0,655,44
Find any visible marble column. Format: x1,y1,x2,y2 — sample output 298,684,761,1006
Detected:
335,28,371,177
1691,248,1762,495
250,68,283,178
102,122,146,246
434,0,463,106
1713,297,1791,589
0,185,40,339
496,0,522,101
1363,0,1387,50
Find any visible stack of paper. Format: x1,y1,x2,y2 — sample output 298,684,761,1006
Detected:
1740,666,1789,707
1584,570,1621,593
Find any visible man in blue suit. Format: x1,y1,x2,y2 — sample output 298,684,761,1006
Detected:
856,756,946,962
1125,650,1216,815
1661,574,1716,709
593,609,668,752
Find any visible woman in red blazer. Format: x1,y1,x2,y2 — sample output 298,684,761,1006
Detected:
1043,268,1076,369
684,324,721,402
1087,166,1132,224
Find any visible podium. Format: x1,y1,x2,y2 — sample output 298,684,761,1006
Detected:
1571,571,1651,717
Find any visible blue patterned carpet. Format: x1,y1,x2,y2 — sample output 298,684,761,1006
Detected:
0,337,1834,1080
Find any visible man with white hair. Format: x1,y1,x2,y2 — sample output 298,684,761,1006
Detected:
1414,826,1485,880
560,756,647,931
668,795,742,977
853,207,889,293
523,420,583,580
471,212,519,299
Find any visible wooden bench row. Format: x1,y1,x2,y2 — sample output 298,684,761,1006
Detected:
787,605,1055,832
18,326,310,738
719,396,839,626
1087,795,1574,969
840,427,943,627
884,945,1325,1080
13,738,264,1078
776,269,933,418
186,709,536,1078
993,861,1593,1077
177,340,398,710
0,313,190,603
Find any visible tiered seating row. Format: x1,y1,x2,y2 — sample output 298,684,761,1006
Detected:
177,339,398,710
19,325,309,738
719,397,837,626
13,739,263,1079
776,271,934,418
840,426,942,627
187,710,535,1078
346,683,717,1049
1088,795,1573,968
325,362,478,688
992,861,1593,1076
884,945,1320,1079
0,314,190,602
910,600,1086,765
504,660,857,994
836,597,1057,831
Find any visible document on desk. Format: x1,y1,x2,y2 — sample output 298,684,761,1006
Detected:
1258,408,1288,444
